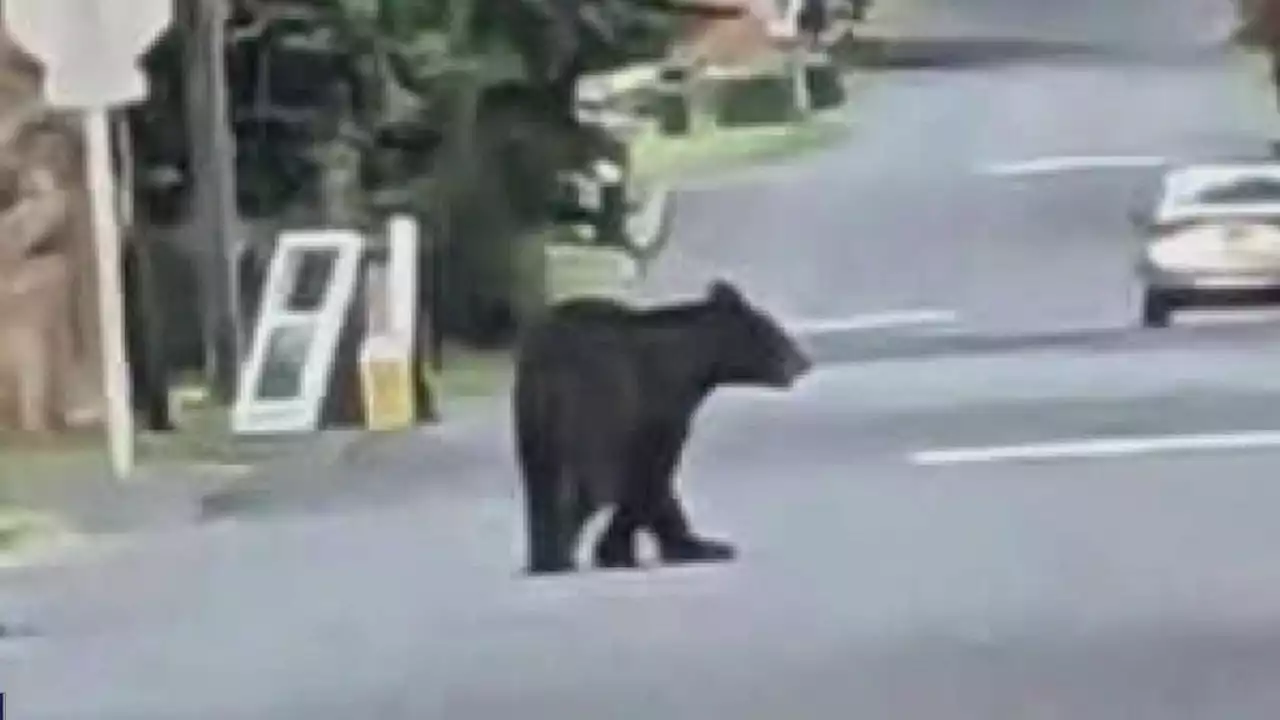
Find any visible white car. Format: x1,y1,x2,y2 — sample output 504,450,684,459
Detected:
1135,162,1280,327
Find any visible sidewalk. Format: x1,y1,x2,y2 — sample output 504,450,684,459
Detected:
0,408,517,577
0,428,365,533
199,399,516,523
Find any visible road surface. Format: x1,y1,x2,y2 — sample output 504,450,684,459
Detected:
9,0,1280,717
10,337,1280,718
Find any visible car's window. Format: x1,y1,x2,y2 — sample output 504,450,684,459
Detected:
1191,178,1280,204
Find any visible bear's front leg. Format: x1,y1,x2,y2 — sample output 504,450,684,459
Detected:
648,495,737,566
635,431,737,567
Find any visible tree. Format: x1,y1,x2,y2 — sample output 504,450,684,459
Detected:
358,0,745,346
128,0,745,348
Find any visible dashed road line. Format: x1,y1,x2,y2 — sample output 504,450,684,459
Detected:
788,309,960,336
979,155,1170,177
911,430,1280,466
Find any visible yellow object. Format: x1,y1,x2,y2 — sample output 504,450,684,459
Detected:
359,337,416,432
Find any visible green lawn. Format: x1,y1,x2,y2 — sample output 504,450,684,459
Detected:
630,109,855,188
0,398,261,564
1232,47,1280,137
0,506,80,563
430,342,517,400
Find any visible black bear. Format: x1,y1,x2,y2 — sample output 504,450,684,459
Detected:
513,279,812,575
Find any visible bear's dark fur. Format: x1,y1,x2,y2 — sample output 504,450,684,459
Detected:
513,280,812,575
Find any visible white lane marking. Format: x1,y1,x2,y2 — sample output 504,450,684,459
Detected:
911,430,1280,466
980,155,1170,177
788,309,959,335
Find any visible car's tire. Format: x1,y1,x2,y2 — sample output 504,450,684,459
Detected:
1141,288,1176,328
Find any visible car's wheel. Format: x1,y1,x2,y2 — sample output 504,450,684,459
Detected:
1141,288,1176,328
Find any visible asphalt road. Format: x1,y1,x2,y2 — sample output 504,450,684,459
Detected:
11,338,1280,718
11,0,1280,718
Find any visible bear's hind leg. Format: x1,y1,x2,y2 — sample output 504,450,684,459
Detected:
525,491,577,575
517,395,585,575
593,444,661,569
593,503,642,569
526,469,599,575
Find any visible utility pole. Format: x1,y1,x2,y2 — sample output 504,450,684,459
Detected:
180,0,242,403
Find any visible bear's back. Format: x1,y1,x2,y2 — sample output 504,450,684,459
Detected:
517,298,642,374
528,297,706,345
546,296,640,325
517,296,712,386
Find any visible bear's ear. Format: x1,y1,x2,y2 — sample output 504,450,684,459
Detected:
707,279,742,306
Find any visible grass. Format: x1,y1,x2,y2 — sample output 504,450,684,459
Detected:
0,506,80,564
630,109,854,188
0,393,261,563
1231,46,1280,138
0,320,577,494
430,342,516,401
0,348,520,485
0,429,110,479
544,243,640,304
0,411,249,480
0,376,295,514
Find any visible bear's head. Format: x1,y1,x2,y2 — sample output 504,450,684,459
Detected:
704,280,812,389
